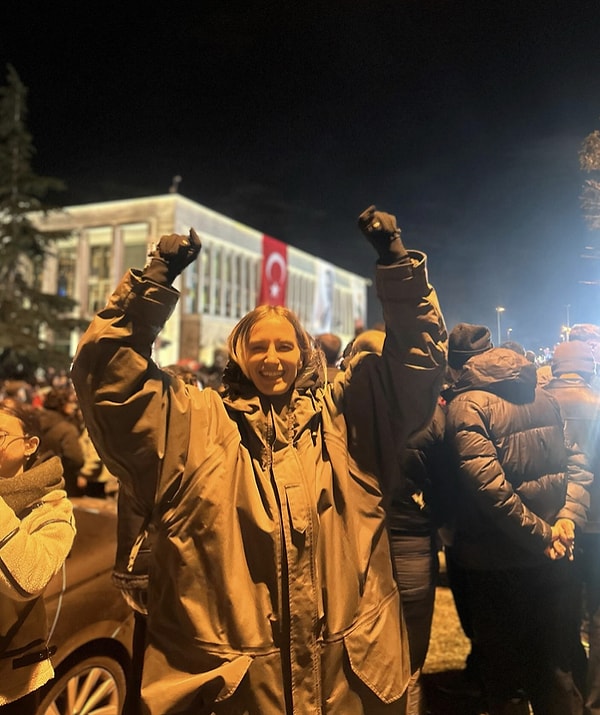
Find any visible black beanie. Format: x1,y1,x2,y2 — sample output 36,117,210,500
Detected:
448,323,493,370
551,340,595,378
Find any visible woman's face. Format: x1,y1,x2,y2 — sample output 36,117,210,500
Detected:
244,314,302,396
0,411,38,479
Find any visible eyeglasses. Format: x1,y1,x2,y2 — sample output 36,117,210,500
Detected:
0,431,27,450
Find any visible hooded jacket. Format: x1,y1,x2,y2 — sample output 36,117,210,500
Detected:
71,252,447,715
443,348,590,571
545,372,600,533
0,456,75,706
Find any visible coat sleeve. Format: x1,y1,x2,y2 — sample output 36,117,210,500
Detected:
70,270,189,512
555,433,592,530
446,397,553,553
0,494,75,600
340,251,447,491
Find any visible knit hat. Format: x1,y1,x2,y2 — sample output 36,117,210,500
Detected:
551,340,596,378
448,323,493,370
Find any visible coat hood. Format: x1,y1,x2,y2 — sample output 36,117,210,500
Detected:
443,347,537,404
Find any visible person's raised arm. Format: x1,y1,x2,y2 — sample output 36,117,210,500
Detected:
71,229,202,507
357,204,410,266
341,205,447,489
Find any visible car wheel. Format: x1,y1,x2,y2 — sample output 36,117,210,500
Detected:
37,653,127,715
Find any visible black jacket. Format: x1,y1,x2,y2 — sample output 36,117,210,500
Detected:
38,409,84,496
444,348,590,570
387,401,447,535
545,373,600,533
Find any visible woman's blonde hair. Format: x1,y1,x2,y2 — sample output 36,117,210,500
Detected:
223,305,323,393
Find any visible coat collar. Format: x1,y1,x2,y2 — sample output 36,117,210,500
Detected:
222,387,322,448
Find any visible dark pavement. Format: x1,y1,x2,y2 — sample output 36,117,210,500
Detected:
421,573,489,715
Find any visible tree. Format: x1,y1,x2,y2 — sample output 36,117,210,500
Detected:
0,64,84,382
580,127,600,230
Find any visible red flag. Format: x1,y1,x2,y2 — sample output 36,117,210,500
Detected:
258,234,287,306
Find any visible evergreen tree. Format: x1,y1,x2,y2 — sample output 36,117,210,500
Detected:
0,64,84,382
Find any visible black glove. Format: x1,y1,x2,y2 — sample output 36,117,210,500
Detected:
143,228,202,285
357,205,408,265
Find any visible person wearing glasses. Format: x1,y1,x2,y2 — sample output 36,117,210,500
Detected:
0,398,76,714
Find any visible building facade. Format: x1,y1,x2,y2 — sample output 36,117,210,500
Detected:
34,194,369,367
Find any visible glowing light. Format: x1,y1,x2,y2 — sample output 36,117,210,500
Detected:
495,306,505,345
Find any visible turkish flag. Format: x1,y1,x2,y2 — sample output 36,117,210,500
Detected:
258,234,287,306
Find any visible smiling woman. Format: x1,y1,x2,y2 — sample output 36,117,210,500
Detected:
227,306,312,397
242,316,302,396
71,207,448,715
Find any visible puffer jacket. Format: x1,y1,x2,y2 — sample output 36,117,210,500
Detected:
71,252,447,715
0,456,76,706
444,348,590,571
545,373,600,533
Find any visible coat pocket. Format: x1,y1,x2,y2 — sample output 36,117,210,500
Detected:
343,590,411,704
142,644,252,715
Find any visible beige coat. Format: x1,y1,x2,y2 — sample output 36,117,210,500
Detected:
72,253,447,714
0,457,75,706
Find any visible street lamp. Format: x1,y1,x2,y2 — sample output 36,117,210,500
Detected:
496,306,505,346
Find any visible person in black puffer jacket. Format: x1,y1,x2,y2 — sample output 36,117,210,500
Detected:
545,339,600,714
444,323,591,715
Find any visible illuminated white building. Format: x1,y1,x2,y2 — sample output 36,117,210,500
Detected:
33,194,369,366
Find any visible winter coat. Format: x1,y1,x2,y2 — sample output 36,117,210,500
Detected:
0,456,76,706
387,401,447,535
38,408,84,496
71,253,447,715
443,348,590,571
545,373,600,533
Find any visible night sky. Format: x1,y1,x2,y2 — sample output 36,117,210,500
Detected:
5,1,600,349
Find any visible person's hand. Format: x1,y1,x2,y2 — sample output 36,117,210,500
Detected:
144,228,202,285
544,540,566,560
544,519,576,561
554,518,576,560
357,205,408,265
154,228,202,271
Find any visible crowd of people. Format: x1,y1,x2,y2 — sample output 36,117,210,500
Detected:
2,206,600,715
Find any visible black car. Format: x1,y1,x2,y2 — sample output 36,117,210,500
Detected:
36,495,134,715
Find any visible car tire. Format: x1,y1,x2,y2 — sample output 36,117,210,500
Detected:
36,653,127,715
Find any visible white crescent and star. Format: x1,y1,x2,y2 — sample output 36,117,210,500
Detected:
265,252,287,298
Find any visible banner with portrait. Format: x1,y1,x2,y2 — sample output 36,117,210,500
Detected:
312,259,335,334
